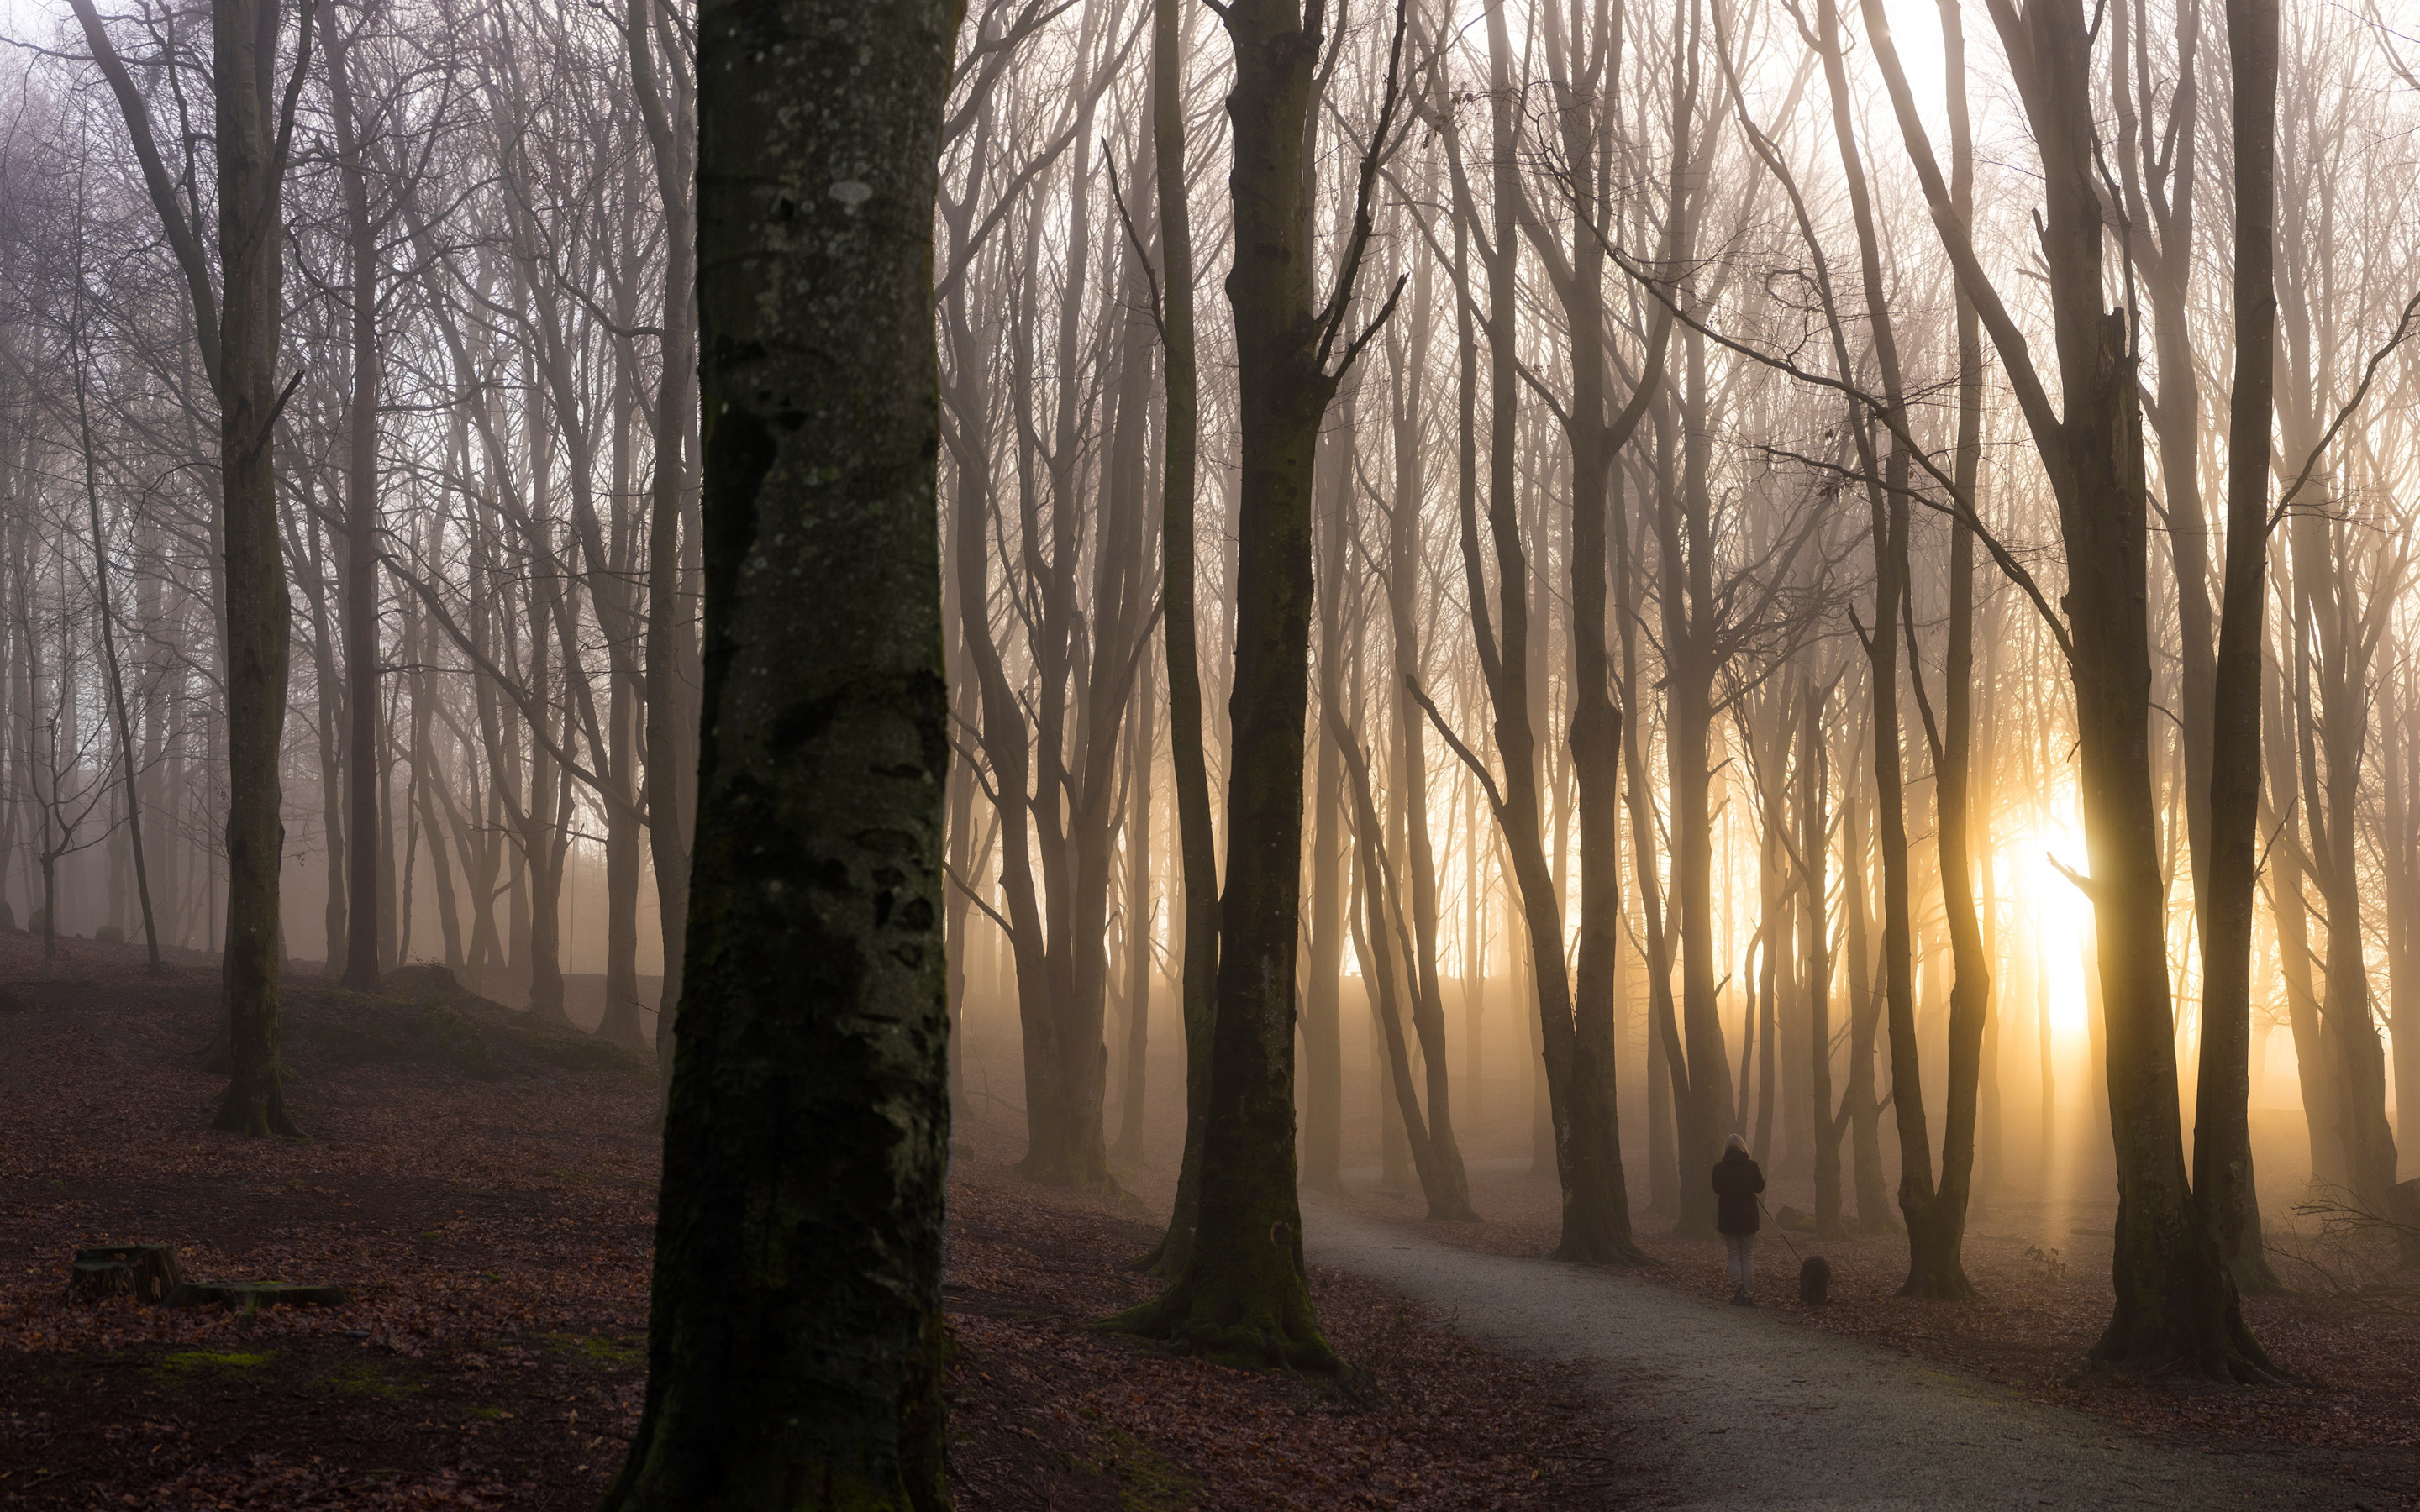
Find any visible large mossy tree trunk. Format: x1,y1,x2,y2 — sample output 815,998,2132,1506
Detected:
599,0,958,1500
212,0,301,1139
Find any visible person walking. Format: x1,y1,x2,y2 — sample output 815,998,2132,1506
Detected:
1713,1133,1765,1305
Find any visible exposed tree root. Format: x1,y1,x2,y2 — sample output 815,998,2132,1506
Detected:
1103,1275,1344,1374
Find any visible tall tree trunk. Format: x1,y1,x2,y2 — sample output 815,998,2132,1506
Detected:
68,288,162,972
325,0,384,992
1334,706,1472,1219
1426,0,1655,1261
1139,0,1219,1278
628,0,698,1073
1114,646,1156,1162
1616,475,1681,1217
409,586,465,972
2386,676,2420,1177
1843,777,1894,1233
1662,328,1731,1236
1381,223,1476,1224
300,486,348,974
1812,0,1940,1284
2194,0,2288,1297
1895,0,1994,1299
2112,0,2216,935
945,327,1058,1179
1116,0,1401,1365
2264,646,2339,1184
1802,690,1844,1239
2293,512,2402,1224
1546,0,1664,1263
600,0,956,1496
212,0,302,1137
1302,414,1350,1194
1863,0,2266,1378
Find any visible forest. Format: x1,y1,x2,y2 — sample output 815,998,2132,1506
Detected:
2,0,2420,1502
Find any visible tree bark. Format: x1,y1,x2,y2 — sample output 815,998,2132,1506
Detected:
1114,613,1157,1163
1862,0,2266,1378
627,0,698,1073
324,0,384,992
1802,690,1844,1239
601,0,957,1497
1810,0,1945,1288
1114,0,1402,1364
2194,0,2288,1298
67,279,162,973
1302,409,1350,1194
1843,774,1895,1234
212,0,302,1137
1138,0,1219,1278
1543,0,1661,1263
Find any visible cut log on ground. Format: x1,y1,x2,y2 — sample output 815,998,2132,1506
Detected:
168,1280,350,1310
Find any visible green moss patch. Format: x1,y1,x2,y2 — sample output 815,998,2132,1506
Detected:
1097,1428,1193,1512
147,1349,274,1383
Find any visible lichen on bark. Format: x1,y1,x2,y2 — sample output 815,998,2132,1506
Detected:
601,0,960,1503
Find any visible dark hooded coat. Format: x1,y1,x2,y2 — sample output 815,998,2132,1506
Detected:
1712,1147,1765,1235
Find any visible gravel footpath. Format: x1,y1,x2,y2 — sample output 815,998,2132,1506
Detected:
1304,1205,2389,1510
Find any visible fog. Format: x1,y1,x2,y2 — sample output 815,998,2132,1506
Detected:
3,0,2416,1373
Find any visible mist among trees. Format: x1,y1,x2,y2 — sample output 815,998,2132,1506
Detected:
8,0,2420,1499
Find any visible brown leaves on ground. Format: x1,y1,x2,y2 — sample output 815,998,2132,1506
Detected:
3,932,1647,1510
0,934,653,1509
945,1152,1641,1509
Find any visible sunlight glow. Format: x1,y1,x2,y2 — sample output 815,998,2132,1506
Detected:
2000,815,2094,1044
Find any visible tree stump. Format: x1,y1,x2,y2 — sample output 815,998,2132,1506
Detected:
167,1280,350,1310
68,1243,180,1305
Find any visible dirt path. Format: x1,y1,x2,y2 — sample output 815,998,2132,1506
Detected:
1304,1206,2389,1510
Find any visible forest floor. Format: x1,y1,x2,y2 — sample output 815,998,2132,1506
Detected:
0,935,1636,1509
1328,1160,2420,1508
12,930,2410,1508
0,935,659,1509
945,1147,1642,1509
